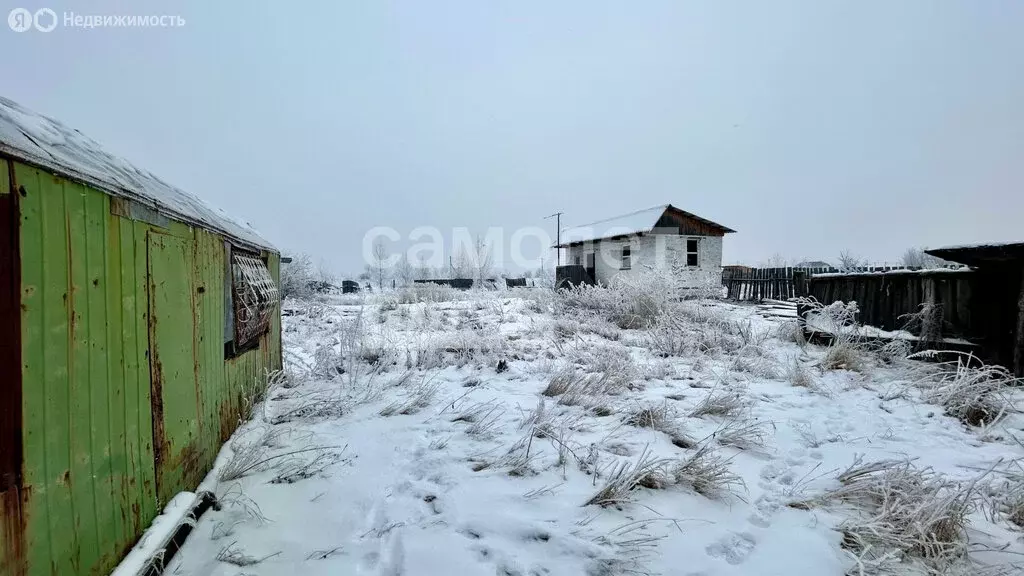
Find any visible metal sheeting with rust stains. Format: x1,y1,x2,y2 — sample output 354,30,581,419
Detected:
10,159,282,576
1,159,27,576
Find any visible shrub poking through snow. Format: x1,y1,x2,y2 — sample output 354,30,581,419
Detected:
786,357,826,393
542,368,583,397
919,357,1018,427
216,542,280,566
584,447,675,507
991,471,1024,530
569,344,639,391
794,456,982,573
689,388,748,418
475,432,540,477
623,402,697,448
820,341,868,372
270,445,349,484
672,444,745,499
735,320,771,348
453,400,504,438
379,375,440,416
624,402,673,430
710,418,770,450
776,320,807,347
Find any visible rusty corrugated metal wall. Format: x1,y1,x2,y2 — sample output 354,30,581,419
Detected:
3,159,281,576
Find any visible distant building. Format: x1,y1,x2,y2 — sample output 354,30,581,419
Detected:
554,204,735,287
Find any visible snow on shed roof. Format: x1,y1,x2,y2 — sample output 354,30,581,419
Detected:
555,204,733,247
926,241,1024,267
0,96,274,251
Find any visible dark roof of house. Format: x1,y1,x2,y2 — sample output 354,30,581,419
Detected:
555,204,734,248
926,242,1024,267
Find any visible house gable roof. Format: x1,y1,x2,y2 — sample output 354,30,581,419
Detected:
555,204,734,248
0,96,274,252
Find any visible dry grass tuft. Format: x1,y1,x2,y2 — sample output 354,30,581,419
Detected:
920,358,1018,427
624,403,673,430
821,341,868,372
710,418,770,450
379,376,440,416
584,447,674,507
623,402,697,448
776,320,807,347
542,369,581,397
786,358,828,395
673,444,745,499
794,456,983,572
689,388,748,419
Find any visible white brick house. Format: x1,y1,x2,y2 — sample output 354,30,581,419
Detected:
555,204,735,288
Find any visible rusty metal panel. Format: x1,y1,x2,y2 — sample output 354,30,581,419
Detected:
14,161,157,576
9,157,283,576
0,158,27,576
146,232,204,505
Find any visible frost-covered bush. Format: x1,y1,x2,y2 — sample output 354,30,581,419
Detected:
794,457,980,573
557,269,698,329
396,283,460,304
568,344,639,390
918,357,1018,427
280,253,315,300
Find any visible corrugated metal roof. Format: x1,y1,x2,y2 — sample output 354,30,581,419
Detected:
555,204,733,247
0,96,274,251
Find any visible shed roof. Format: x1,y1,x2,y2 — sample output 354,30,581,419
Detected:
0,96,274,251
926,241,1024,267
555,204,734,248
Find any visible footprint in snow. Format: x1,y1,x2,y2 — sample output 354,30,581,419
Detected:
706,531,757,565
377,527,405,576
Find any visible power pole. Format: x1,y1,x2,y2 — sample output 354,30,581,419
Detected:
544,212,563,266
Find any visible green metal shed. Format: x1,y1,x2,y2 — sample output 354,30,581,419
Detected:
0,96,282,576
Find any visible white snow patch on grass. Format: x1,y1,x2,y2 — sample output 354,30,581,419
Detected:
159,281,1024,576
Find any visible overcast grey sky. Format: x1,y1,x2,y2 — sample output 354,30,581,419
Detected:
2,0,1021,274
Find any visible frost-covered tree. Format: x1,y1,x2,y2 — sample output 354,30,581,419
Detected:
372,238,390,290
280,253,314,299
902,247,950,269
837,250,864,271
394,254,414,287
472,236,494,284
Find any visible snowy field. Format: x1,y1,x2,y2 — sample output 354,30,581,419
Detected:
152,277,1024,576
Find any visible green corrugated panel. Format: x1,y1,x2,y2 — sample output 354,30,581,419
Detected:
13,159,282,576
16,164,157,575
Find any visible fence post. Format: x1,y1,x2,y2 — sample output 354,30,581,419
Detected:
793,270,806,298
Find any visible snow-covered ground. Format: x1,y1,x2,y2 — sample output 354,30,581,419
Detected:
156,283,1024,576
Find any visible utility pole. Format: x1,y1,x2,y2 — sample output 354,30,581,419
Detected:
544,212,563,266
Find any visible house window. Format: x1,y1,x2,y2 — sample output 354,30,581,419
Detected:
621,245,631,270
573,255,581,266
226,250,280,356
686,238,699,267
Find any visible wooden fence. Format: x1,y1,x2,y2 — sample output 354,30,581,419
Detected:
723,267,835,301
555,265,595,289
802,269,978,335
722,265,954,302
414,278,475,290
726,265,1021,375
